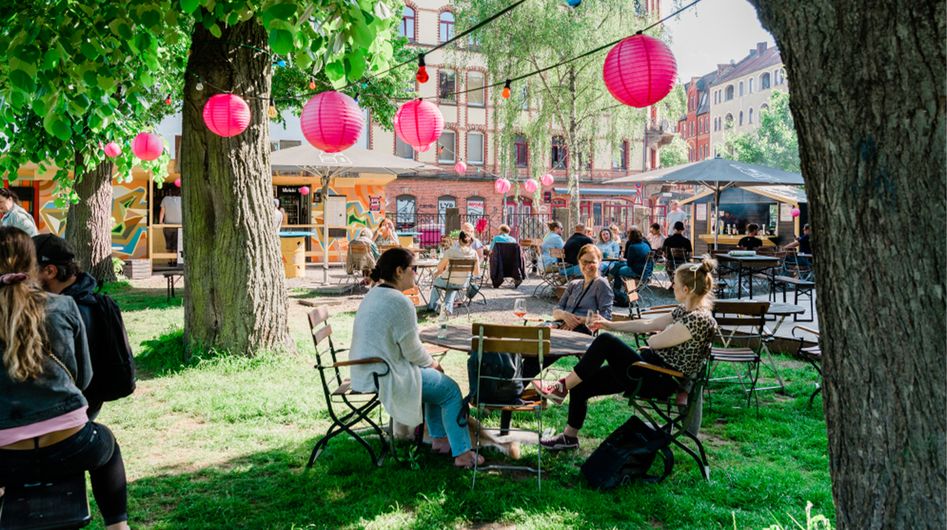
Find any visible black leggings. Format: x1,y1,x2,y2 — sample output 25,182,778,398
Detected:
567,333,676,430
0,422,128,526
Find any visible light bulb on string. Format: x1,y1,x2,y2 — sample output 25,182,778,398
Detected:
164,94,172,105
415,54,429,84
308,80,317,90
195,81,204,91
268,105,278,119
501,80,511,99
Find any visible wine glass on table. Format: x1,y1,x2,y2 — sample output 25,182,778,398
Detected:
513,298,527,321
586,309,601,335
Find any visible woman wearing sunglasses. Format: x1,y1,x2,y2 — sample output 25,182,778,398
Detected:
535,258,719,451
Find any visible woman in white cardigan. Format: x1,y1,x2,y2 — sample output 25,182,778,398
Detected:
349,248,484,468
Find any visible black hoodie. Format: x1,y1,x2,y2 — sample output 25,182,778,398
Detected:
60,272,98,343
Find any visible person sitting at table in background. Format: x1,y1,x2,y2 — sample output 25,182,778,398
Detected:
373,218,399,247
662,221,692,256
488,224,516,250
609,224,623,247
534,258,719,451
595,228,621,275
540,221,565,272
737,223,764,250
647,223,665,250
563,223,594,277
458,222,485,298
427,231,481,316
0,189,38,237
349,248,484,468
783,223,812,268
612,227,653,285
345,228,379,285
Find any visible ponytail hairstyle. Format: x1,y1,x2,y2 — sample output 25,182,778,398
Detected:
369,247,414,284
674,256,717,310
0,227,48,381
457,231,472,246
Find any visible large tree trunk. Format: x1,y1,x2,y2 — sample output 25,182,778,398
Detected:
750,1,946,528
180,18,290,356
65,158,116,283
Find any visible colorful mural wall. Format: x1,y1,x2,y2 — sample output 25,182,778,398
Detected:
307,181,389,263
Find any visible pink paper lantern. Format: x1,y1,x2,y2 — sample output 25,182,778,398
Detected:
202,94,251,137
394,99,444,151
300,91,363,153
131,132,163,161
454,161,467,175
103,142,122,158
540,173,555,187
791,207,801,218
299,186,310,196
523,178,539,194
603,34,677,108
494,178,511,194
173,178,181,188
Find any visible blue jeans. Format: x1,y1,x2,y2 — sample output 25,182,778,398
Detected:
420,367,470,457
428,277,469,314
563,264,581,277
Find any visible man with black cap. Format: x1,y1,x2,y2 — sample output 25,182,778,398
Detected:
33,234,134,419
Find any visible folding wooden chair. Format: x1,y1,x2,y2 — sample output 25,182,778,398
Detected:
706,301,770,411
0,473,91,530
469,323,551,490
431,258,477,319
792,325,822,408
341,240,373,291
533,247,567,298
622,278,643,319
307,307,391,467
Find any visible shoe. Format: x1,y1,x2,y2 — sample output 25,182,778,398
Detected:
540,433,579,451
531,378,568,405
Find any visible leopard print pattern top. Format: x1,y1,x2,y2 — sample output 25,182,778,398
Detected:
654,305,718,377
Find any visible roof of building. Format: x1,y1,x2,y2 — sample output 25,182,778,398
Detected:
681,70,720,118
712,42,783,86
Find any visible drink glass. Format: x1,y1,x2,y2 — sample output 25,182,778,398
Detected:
586,309,600,334
513,298,527,319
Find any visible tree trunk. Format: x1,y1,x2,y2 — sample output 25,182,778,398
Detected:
180,18,291,356
65,158,116,284
750,1,946,528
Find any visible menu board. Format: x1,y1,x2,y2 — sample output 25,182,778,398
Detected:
696,203,707,221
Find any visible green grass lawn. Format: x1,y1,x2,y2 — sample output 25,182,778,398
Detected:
93,283,834,529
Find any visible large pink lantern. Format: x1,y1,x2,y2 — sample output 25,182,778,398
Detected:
173,178,182,188
454,161,467,175
791,207,801,218
103,142,122,158
523,178,539,194
202,94,251,137
394,99,444,151
603,34,677,108
300,91,363,153
540,173,555,188
131,132,163,161
299,186,311,196
494,178,511,194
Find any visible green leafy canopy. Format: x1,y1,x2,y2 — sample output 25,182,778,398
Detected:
723,90,800,172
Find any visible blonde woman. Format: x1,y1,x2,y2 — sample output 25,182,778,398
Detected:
536,258,719,451
0,227,129,529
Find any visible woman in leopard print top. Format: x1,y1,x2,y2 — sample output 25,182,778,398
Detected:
534,258,719,451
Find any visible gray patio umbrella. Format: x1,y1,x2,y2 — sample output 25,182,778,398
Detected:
606,157,805,249
270,143,439,283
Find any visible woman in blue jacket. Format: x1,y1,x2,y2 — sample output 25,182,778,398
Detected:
613,227,653,283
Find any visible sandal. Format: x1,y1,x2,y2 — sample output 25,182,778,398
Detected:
454,452,486,469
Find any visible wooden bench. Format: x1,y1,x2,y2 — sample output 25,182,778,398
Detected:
162,269,184,300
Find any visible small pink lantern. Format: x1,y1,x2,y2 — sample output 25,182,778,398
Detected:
131,132,163,161
173,178,181,188
300,91,363,153
202,94,251,137
103,142,122,158
454,161,467,175
790,207,801,218
540,173,555,188
603,34,677,108
523,178,539,194
394,99,444,151
494,178,511,194
299,186,310,196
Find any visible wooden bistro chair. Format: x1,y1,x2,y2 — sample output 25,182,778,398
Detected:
792,325,823,409
431,259,477,319
552,247,580,283
307,307,391,468
706,301,771,412
624,348,712,480
533,248,567,298
622,278,643,319
341,240,373,291
0,473,92,530
469,323,551,490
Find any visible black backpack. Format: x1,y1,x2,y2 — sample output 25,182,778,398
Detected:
581,416,674,490
466,352,524,405
79,294,136,402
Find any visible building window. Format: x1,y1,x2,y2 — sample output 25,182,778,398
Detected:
612,140,629,170
437,130,456,163
467,131,484,165
437,195,456,225
778,68,786,85
551,135,567,169
739,81,744,97
438,70,456,103
725,85,734,101
761,72,771,89
395,136,414,159
738,111,744,126
690,122,694,137
400,6,415,42
725,113,734,129
760,103,769,113
748,78,754,93
514,135,528,167
439,11,455,43
466,196,485,217
467,72,485,107
518,84,529,110
395,195,417,230
748,108,754,124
